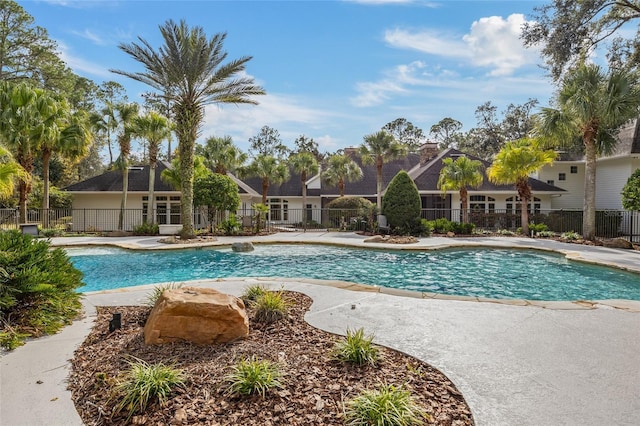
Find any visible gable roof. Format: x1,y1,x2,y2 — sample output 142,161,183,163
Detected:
64,161,177,192
321,152,422,197
611,118,640,156
411,148,565,193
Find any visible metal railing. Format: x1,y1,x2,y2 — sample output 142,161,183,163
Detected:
1,207,638,241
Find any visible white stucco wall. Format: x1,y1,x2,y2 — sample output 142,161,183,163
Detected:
537,162,585,210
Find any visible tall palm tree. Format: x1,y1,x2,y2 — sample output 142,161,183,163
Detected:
161,155,210,191
134,111,172,224
537,64,640,240
359,130,407,211
0,144,29,199
0,82,60,222
323,153,363,197
197,135,246,175
114,102,139,231
243,154,289,204
437,155,484,224
289,151,319,224
112,19,265,238
39,110,91,226
487,139,557,235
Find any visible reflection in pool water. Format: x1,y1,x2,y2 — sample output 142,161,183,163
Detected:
67,244,640,301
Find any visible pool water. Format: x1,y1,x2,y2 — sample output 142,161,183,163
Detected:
67,244,640,301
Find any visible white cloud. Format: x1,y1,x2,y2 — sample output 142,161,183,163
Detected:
385,13,539,76
57,41,112,78
71,29,107,45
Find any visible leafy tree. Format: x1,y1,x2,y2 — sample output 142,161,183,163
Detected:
522,0,640,80
622,168,640,211
160,155,209,191
437,156,484,224
113,102,139,230
382,118,425,152
242,154,289,204
112,19,265,239
0,143,28,198
196,135,246,175
193,173,240,231
358,130,407,211
248,125,289,159
289,151,319,224
381,170,421,232
323,153,363,197
537,64,640,240
487,139,557,236
293,134,322,161
430,117,463,149
133,111,171,223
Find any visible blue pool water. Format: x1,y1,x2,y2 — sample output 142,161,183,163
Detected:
67,244,640,301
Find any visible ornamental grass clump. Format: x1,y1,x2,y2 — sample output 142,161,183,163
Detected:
332,327,380,366
253,290,289,324
344,383,427,426
145,282,183,306
225,356,283,397
241,283,268,305
114,357,184,419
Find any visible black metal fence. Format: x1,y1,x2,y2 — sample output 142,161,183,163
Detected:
1,207,638,241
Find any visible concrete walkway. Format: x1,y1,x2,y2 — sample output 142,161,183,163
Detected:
2,233,640,425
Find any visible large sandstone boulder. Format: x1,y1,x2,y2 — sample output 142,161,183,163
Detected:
144,287,249,345
232,242,254,252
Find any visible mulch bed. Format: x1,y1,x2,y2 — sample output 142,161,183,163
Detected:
69,292,474,425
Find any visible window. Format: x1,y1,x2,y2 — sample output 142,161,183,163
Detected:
570,166,578,174
506,196,541,214
547,180,555,185
467,195,495,213
558,173,566,181
267,198,289,221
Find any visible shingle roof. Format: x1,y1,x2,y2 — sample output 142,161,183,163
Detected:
612,118,640,156
321,153,422,196
64,161,177,192
411,148,565,193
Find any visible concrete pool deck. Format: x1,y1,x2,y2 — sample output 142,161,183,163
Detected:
1,233,640,425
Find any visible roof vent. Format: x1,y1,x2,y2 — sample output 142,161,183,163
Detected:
128,166,144,171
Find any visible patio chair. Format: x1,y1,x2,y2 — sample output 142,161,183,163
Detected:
377,214,390,234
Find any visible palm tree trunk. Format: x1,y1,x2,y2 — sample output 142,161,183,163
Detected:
301,172,307,227
460,187,468,223
339,179,345,197
583,139,597,240
517,178,531,236
262,177,269,204
42,150,51,228
148,163,156,224
119,165,129,231
376,157,383,212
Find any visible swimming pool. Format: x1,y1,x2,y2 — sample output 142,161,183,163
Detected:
67,244,640,301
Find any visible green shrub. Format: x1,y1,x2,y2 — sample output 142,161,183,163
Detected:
326,197,375,231
0,231,83,349
528,223,548,234
497,229,516,236
344,383,427,426
39,227,63,237
561,231,581,240
428,218,453,233
225,356,283,397
241,284,268,305
219,215,241,235
332,328,380,366
382,171,421,234
451,222,475,234
133,222,159,236
114,357,184,419
537,230,556,238
145,283,183,306
622,168,640,211
254,291,290,324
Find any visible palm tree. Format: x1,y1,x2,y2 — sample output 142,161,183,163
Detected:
437,155,484,224
289,151,319,225
0,144,29,199
161,155,210,190
323,154,363,197
39,110,91,226
0,82,60,222
243,154,289,204
487,139,557,235
112,19,265,238
538,64,640,240
114,102,139,231
359,130,407,211
134,111,172,224
197,135,246,175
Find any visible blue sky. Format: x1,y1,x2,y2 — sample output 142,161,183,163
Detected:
21,0,554,155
